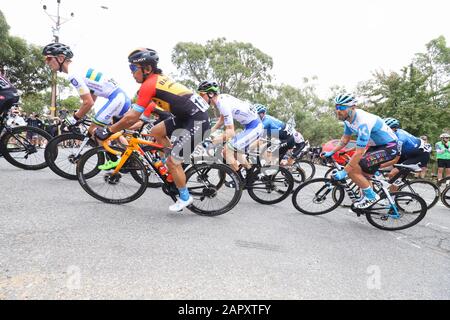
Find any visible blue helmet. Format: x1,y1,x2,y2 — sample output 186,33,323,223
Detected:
254,104,267,114
384,117,400,129
334,93,357,107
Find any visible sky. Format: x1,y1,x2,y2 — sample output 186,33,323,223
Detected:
1,0,450,100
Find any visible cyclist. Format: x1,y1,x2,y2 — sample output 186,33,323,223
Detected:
42,42,131,149
197,81,263,173
321,93,399,209
0,72,20,118
383,118,431,190
435,133,450,182
95,48,211,212
254,104,305,165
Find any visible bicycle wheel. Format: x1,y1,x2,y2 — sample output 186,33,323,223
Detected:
292,178,345,215
247,166,294,205
0,126,52,170
76,146,148,204
185,163,242,216
440,185,450,208
293,159,315,181
45,133,96,180
364,191,427,231
332,179,360,207
398,179,439,209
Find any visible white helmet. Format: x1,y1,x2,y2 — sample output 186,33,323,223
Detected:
440,133,450,139
334,93,357,107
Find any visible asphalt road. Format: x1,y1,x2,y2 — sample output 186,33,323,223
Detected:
0,159,449,299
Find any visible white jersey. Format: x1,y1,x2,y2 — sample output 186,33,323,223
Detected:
67,64,119,98
216,94,258,126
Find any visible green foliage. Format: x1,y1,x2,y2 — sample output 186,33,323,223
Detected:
60,96,81,112
359,36,450,144
172,37,273,100
21,92,51,115
0,10,51,94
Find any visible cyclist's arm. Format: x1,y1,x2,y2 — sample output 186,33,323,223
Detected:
330,135,351,154
211,115,224,133
74,93,95,119
109,109,142,133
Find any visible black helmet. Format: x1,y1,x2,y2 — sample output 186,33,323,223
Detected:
128,48,159,67
198,80,219,93
42,42,74,59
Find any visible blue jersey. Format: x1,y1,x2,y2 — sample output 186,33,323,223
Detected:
261,115,286,132
344,109,397,148
395,129,422,155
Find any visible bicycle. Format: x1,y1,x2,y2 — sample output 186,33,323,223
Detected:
76,130,242,216
199,137,296,205
291,157,428,231
440,183,450,208
324,151,440,210
45,118,163,187
0,107,52,170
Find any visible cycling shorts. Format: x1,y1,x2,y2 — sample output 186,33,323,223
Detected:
229,119,264,152
164,110,210,163
93,88,131,126
437,159,450,169
400,149,430,168
359,142,399,174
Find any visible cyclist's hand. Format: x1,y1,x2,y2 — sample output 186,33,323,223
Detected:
332,169,348,181
64,115,78,127
94,127,113,141
321,151,335,158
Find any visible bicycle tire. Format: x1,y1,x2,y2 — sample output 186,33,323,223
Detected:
45,133,96,180
76,146,148,204
0,126,52,170
398,179,439,210
364,191,427,231
292,178,345,215
185,163,242,216
293,159,315,181
440,185,450,208
247,166,294,205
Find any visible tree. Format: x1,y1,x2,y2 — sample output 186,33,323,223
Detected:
172,38,273,100
0,10,51,94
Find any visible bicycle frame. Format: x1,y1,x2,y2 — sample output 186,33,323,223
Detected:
103,130,165,178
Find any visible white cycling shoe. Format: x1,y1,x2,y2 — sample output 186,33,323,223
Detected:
169,196,194,212
353,194,380,209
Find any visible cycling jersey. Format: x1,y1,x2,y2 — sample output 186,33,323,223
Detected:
68,65,119,98
216,94,258,126
261,115,286,132
343,109,397,148
0,75,19,115
293,131,305,144
136,74,209,118
395,129,424,156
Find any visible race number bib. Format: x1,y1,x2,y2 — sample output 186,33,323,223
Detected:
190,94,210,112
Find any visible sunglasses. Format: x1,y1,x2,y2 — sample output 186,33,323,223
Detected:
335,105,349,111
129,64,140,73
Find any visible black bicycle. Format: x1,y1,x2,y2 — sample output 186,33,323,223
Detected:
292,158,428,231
323,152,440,210
199,138,296,205
0,108,52,170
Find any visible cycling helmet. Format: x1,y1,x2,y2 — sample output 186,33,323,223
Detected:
198,80,219,93
334,93,357,107
128,48,159,67
384,117,401,129
42,42,74,59
254,104,267,114
440,133,450,139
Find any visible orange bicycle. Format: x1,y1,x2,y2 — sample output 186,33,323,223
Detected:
75,130,242,216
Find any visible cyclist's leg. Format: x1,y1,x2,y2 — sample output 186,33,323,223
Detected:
167,112,210,211
353,143,399,208
228,122,264,171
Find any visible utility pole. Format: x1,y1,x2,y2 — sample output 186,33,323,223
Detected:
43,0,74,118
